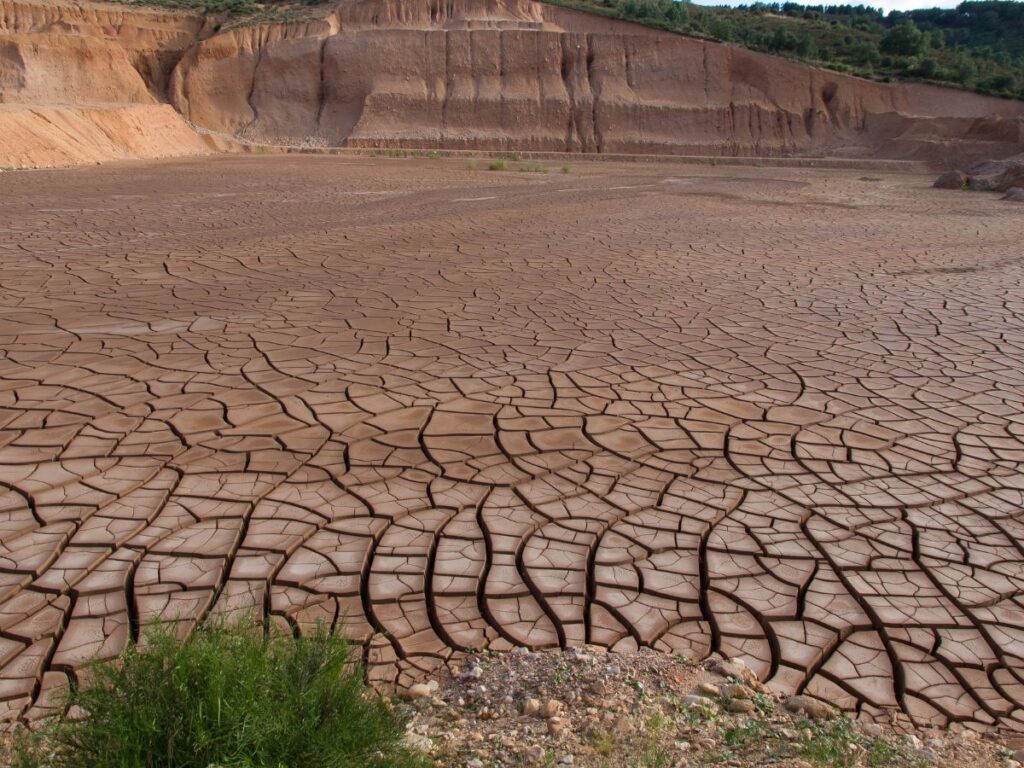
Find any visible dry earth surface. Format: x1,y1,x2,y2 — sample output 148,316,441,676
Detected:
1,157,1024,751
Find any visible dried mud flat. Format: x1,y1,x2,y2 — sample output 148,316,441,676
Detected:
1,156,1024,739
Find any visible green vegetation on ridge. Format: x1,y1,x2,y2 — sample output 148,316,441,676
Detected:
111,0,1024,98
542,0,1024,98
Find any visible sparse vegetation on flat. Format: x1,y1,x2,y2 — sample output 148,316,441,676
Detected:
7,624,429,768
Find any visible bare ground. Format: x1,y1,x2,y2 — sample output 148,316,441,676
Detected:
0,157,1023,745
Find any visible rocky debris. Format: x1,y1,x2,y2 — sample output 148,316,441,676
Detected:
405,682,432,699
937,155,1024,194
782,694,836,721
709,657,760,687
964,155,1024,191
395,647,1010,767
934,169,968,189
1002,187,1024,202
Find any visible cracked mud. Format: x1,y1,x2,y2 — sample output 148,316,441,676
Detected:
1,156,1023,730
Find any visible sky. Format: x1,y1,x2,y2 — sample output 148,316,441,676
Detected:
691,0,962,12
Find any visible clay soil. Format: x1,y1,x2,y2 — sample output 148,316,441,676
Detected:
1,156,1024,738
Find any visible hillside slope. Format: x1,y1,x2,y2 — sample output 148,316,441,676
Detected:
0,0,1022,166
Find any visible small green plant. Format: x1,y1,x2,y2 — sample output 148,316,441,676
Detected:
561,164,571,174
466,159,477,170
635,709,671,768
488,158,508,171
509,151,522,161
11,622,429,768
520,163,549,173
865,737,906,767
426,151,441,160
590,728,615,756
681,701,715,727
720,717,770,750
752,691,775,714
798,717,864,767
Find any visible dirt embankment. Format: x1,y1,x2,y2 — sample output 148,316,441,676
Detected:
0,0,214,166
1,0,1023,167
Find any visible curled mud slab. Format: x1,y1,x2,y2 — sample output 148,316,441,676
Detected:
1,156,1024,730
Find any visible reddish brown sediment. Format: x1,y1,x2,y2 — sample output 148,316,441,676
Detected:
1,155,1024,731
0,0,1022,167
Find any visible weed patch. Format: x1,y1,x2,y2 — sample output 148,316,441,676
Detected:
10,623,429,768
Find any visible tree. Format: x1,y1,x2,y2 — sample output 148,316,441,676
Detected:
881,21,925,56
915,56,940,78
979,72,1017,92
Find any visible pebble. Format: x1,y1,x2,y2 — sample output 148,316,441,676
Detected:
466,760,483,768
697,682,720,697
719,683,753,700
861,723,883,737
522,698,541,716
547,716,565,735
406,683,431,699
782,694,834,720
726,698,755,714
403,732,433,752
523,745,545,764
903,734,923,750
461,665,484,680
557,754,574,766
711,658,758,686
539,699,563,719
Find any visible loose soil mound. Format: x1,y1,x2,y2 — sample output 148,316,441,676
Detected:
0,104,214,167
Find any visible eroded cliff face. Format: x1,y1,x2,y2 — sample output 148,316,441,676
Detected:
1,0,1023,167
0,0,205,104
0,0,216,165
166,0,1024,164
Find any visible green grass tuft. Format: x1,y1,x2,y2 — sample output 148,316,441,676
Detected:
12,623,430,768
488,158,508,171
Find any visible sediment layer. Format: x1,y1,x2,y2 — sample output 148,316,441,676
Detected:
1,0,1023,166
